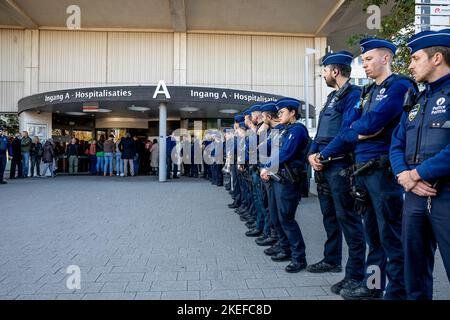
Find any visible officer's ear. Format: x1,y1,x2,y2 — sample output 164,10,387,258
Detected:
330,67,339,78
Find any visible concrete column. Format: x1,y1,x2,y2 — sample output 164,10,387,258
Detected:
173,32,187,85
159,102,167,182
23,29,39,97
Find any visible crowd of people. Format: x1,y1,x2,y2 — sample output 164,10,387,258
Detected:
0,132,161,178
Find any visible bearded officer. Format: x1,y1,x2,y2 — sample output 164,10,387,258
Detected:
307,51,366,295
390,28,450,300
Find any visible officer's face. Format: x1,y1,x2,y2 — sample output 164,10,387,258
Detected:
244,115,252,127
361,49,390,79
322,66,337,88
251,111,262,124
278,108,294,124
262,112,271,125
409,49,435,83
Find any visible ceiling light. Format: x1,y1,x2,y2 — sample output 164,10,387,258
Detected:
180,107,199,112
128,105,150,112
219,109,239,114
97,108,112,113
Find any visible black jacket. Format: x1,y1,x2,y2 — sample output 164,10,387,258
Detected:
11,138,22,159
66,143,79,157
119,137,136,159
30,143,43,157
42,141,55,163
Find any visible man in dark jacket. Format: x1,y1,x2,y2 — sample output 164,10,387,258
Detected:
66,137,80,175
119,133,136,176
9,133,22,179
41,138,55,178
0,127,10,184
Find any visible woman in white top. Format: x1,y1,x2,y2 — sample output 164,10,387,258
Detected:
150,139,159,175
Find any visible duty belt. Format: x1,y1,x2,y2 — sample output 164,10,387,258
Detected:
352,155,391,177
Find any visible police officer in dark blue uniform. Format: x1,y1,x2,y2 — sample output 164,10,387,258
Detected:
260,98,309,273
0,127,10,185
258,102,284,249
234,120,254,222
238,110,259,227
390,29,450,300
339,38,416,300
307,51,366,295
228,114,245,209
246,104,270,238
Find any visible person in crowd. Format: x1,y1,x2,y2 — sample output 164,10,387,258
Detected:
41,138,55,178
21,131,32,177
88,139,97,175
96,134,105,175
150,138,159,176
103,134,115,176
30,136,43,177
115,137,124,176
66,137,79,175
9,133,22,179
0,127,10,184
119,133,136,177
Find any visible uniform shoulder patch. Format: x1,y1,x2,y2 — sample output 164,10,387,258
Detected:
408,104,420,122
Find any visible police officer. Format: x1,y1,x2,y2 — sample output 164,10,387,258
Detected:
390,28,450,300
260,98,309,273
257,102,284,248
238,110,258,227
0,127,10,185
246,104,270,238
228,114,245,209
339,38,416,300
229,115,245,203
307,51,366,295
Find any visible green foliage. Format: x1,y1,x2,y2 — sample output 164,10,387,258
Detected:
347,0,415,75
0,114,19,135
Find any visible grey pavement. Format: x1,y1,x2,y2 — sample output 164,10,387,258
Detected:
0,176,449,300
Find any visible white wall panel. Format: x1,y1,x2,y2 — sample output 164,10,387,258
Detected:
251,35,314,100
0,29,24,112
39,30,107,91
107,32,173,85
187,34,252,86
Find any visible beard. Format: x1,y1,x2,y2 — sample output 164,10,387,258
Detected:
325,76,337,88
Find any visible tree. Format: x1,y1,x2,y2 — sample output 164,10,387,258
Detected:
0,113,19,135
347,0,415,75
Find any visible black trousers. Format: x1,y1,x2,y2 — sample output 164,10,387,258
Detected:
0,154,6,182
9,156,22,178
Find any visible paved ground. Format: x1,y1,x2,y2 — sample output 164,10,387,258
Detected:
0,175,448,300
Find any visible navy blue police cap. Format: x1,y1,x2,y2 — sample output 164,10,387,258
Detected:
360,38,397,55
234,114,244,123
321,51,354,67
249,104,261,113
243,109,252,116
275,97,301,112
238,122,247,129
407,28,450,54
260,102,278,113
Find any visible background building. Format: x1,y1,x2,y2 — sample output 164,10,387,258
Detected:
0,0,406,181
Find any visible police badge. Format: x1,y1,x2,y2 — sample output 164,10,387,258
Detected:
408,104,420,122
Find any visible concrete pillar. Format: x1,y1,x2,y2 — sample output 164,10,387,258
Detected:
159,102,167,182
173,32,187,85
